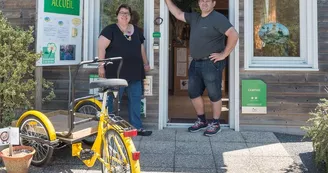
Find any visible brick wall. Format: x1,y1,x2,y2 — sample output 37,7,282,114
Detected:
0,0,36,29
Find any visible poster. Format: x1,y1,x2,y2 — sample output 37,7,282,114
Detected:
177,48,187,62
180,80,188,90
36,0,83,66
143,76,153,96
177,62,187,77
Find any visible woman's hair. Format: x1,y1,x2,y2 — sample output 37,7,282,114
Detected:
116,4,132,16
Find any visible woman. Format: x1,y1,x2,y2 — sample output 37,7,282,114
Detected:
98,4,151,136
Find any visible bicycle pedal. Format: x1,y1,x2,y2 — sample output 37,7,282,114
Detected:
80,149,94,160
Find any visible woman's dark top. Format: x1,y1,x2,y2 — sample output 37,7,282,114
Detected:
100,24,145,80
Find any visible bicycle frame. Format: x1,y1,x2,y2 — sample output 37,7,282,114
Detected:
71,90,139,170
58,57,123,138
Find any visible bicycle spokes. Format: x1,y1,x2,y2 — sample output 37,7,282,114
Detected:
102,130,131,173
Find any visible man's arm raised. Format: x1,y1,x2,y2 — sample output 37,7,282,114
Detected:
165,0,186,22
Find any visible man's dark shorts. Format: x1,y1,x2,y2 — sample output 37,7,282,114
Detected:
188,59,226,102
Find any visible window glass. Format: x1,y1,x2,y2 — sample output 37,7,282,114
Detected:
99,0,144,31
253,0,300,57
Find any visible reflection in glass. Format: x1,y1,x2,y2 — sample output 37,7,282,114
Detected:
254,0,300,57
99,0,144,31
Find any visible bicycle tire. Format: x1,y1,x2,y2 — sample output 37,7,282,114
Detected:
75,100,101,145
101,129,139,173
18,115,54,166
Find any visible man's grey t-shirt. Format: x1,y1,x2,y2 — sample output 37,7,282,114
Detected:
185,11,232,60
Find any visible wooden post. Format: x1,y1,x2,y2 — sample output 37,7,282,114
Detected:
8,127,12,156
35,67,43,110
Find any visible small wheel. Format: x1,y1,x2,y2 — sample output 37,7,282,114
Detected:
101,130,137,173
19,116,54,166
75,101,101,145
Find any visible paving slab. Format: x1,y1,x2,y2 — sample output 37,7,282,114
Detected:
51,147,85,165
140,153,174,168
214,156,260,173
280,142,313,156
176,129,210,142
241,131,280,143
134,140,141,150
246,143,290,157
211,142,250,157
253,156,297,173
175,168,217,173
132,135,143,141
142,129,176,142
0,165,45,173
176,141,212,155
175,154,215,169
141,167,174,172
290,156,311,173
43,164,88,173
139,141,175,154
209,129,245,143
85,169,102,173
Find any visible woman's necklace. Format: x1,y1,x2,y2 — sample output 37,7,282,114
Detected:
117,24,132,41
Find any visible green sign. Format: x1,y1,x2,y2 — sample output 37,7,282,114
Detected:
41,43,56,64
89,74,99,79
153,32,161,38
44,0,80,16
242,80,267,114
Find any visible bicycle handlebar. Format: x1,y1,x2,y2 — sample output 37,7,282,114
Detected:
79,57,123,79
79,57,123,65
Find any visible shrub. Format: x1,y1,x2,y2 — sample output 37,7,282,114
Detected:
303,88,328,172
0,11,55,127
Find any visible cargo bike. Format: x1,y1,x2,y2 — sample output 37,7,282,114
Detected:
14,57,141,173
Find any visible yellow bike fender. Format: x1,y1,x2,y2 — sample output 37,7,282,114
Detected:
16,110,57,141
74,98,103,111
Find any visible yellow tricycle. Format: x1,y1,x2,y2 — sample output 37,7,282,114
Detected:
15,57,140,173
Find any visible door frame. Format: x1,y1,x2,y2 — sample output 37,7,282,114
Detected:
158,0,240,131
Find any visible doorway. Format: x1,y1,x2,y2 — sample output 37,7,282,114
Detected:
167,0,230,124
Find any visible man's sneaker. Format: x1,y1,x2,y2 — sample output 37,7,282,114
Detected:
203,122,221,136
188,118,208,132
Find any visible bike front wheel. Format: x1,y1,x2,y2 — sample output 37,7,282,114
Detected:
101,129,140,173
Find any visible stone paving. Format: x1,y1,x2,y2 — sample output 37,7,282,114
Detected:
0,129,316,173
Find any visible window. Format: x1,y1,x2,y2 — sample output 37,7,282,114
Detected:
244,0,318,70
83,0,154,68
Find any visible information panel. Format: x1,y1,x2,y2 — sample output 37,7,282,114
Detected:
242,80,267,114
36,0,83,66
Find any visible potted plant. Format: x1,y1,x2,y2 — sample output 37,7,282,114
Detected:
0,144,35,173
302,87,328,173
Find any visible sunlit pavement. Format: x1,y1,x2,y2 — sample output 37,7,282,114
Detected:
0,129,316,173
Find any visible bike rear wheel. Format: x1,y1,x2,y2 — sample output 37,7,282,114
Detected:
75,100,101,145
19,116,54,166
101,129,138,173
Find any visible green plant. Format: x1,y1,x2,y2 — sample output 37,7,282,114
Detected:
302,88,328,172
0,11,55,127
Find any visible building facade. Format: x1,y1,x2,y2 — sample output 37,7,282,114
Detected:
1,0,327,135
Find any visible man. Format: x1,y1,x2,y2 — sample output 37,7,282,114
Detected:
165,0,239,136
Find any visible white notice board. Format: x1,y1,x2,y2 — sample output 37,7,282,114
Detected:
36,0,83,66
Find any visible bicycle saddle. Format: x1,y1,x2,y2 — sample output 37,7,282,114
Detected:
90,79,128,89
